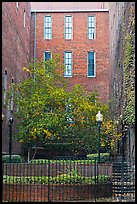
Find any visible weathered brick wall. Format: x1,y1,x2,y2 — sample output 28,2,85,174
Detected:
109,2,135,160
3,183,112,202
31,11,110,103
2,2,31,154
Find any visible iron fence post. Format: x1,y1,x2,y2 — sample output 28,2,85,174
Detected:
97,121,101,162
48,159,51,202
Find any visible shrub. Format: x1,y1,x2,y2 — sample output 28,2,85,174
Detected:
3,174,111,185
29,159,94,165
86,153,110,163
2,155,23,163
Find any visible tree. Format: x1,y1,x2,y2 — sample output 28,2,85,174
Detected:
8,54,118,155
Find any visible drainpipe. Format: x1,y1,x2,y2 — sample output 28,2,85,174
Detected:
34,12,36,82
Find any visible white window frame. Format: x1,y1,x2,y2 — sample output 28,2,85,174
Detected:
88,16,96,39
44,16,52,40
64,16,73,40
64,51,72,77
24,10,26,28
10,79,14,113
16,2,19,9
87,51,96,77
44,51,52,61
4,70,7,106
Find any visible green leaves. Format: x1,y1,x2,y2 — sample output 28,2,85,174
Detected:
10,55,113,153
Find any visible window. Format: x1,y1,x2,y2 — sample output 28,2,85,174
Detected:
64,52,72,77
88,52,96,77
66,102,74,125
44,51,52,61
64,16,72,39
24,10,26,27
44,16,52,39
10,79,14,113
44,51,52,74
88,16,95,39
16,2,19,9
4,70,7,106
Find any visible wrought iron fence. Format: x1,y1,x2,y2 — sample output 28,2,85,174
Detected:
2,158,113,202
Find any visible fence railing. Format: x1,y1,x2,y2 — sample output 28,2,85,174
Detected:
2,158,113,202
112,156,135,202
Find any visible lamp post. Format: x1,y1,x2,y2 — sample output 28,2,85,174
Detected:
9,118,14,161
96,111,103,162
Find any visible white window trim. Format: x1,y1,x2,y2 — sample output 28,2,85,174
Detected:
64,51,73,77
10,79,14,113
44,51,52,61
16,2,19,9
4,70,7,106
87,51,96,77
44,15,52,40
64,15,73,40
88,16,96,40
24,10,26,28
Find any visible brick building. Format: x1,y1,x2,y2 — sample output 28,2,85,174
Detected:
2,2,31,154
109,2,135,161
2,2,110,155
30,2,110,103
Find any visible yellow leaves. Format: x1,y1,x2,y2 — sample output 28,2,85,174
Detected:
91,115,95,122
22,67,30,72
19,139,24,143
43,129,52,139
110,139,115,146
117,133,122,137
116,133,122,140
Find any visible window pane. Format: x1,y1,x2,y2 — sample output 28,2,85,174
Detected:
88,52,95,76
45,52,51,60
44,16,52,39
88,16,95,39
65,16,72,39
64,52,72,76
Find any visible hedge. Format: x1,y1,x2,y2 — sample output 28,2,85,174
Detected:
2,155,23,163
3,174,111,185
86,153,110,162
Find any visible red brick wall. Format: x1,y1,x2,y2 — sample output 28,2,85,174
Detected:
31,11,110,103
2,2,31,153
3,184,112,202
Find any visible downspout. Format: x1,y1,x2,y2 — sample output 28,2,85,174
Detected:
34,12,36,82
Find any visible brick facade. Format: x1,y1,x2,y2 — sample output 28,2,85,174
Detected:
2,2,110,155
2,2,31,154
31,10,109,103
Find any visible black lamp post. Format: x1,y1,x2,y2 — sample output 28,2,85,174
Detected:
9,117,14,161
96,111,103,162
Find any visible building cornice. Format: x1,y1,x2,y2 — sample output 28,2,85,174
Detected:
31,9,109,13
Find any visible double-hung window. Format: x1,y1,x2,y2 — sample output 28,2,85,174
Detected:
64,16,72,39
16,2,19,9
44,51,52,61
44,16,52,39
4,70,7,106
10,79,14,113
64,52,72,77
44,51,52,74
88,16,95,39
88,52,96,77
24,10,26,28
